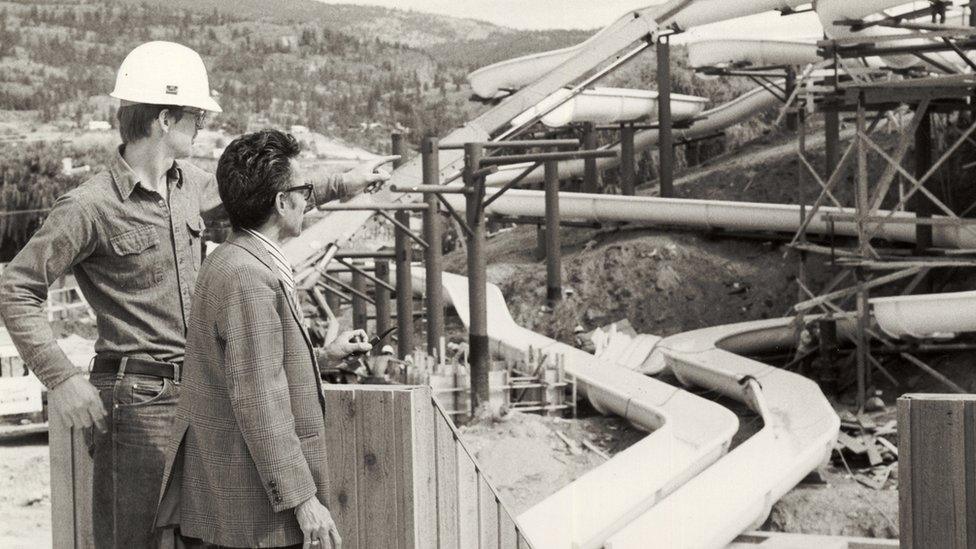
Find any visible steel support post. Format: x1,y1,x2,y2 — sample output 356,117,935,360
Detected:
855,269,870,412
373,259,392,355
352,263,368,331
582,122,599,193
544,160,562,306
535,225,546,260
394,209,414,359
657,35,674,198
422,137,445,360
785,67,798,131
325,286,341,314
825,108,841,177
620,122,636,196
913,105,934,253
464,143,490,415
391,132,405,168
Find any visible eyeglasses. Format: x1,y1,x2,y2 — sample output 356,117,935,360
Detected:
180,108,208,130
281,183,314,202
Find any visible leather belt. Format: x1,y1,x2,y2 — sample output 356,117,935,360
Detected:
92,356,181,381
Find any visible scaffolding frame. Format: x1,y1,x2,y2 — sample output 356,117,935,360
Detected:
789,28,976,408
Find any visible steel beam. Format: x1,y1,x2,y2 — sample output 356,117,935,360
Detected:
657,34,674,198
464,143,490,415
352,264,368,331
620,123,636,196
422,137,445,360
373,259,392,354
394,209,414,359
582,122,599,193
545,160,562,306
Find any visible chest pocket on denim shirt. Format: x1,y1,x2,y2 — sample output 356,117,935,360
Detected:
109,225,163,290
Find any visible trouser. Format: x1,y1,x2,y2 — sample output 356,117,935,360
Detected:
88,366,180,548
179,531,302,549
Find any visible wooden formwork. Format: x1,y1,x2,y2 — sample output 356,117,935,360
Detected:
898,394,976,549
50,385,532,548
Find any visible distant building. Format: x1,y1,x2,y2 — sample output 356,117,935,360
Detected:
87,120,111,131
61,158,91,177
277,35,299,52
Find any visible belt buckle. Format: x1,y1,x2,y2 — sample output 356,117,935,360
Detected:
172,362,182,384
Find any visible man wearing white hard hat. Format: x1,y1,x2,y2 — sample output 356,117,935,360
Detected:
0,41,394,548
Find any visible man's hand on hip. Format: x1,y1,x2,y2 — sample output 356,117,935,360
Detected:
339,155,399,195
324,329,372,361
49,374,107,433
295,496,341,549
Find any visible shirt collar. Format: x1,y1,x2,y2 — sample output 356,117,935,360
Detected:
110,145,185,201
242,228,287,262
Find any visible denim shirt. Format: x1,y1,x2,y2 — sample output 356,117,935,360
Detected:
0,146,346,388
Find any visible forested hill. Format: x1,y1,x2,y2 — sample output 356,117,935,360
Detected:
0,0,593,151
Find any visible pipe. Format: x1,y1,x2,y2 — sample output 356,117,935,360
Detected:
443,189,976,249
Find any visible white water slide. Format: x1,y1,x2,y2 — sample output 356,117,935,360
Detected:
279,1,974,547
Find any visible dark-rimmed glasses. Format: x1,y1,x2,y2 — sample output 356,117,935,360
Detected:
281,183,314,202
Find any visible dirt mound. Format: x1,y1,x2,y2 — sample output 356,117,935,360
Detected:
458,410,642,516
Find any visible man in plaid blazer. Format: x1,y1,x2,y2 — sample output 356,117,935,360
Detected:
156,129,369,548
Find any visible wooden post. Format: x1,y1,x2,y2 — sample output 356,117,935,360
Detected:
352,263,368,332
52,384,533,548
582,122,599,194
422,137,445,360
394,210,414,359
898,394,976,548
544,160,562,307
657,34,674,198
50,414,94,549
620,122,636,196
535,225,546,261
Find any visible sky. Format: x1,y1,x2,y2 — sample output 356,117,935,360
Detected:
315,0,824,37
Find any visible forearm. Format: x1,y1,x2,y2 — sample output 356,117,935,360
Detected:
311,172,348,206
0,258,82,388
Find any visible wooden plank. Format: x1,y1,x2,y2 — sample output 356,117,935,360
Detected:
393,390,414,549
50,413,76,549
898,396,914,549
398,388,438,549
324,388,362,549
72,426,94,548
478,476,499,549
359,389,400,549
899,395,976,548
456,443,480,549
498,508,518,549
435,408,459,548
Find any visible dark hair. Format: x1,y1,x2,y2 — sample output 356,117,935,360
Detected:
116,103,185,143
216,129,302,231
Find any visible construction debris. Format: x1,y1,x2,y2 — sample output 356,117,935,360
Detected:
832,408,898,490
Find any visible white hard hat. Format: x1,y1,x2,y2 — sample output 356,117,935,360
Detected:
111,41,222,112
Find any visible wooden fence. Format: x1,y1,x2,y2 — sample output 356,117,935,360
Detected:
51,384,532,548
898,394,976,549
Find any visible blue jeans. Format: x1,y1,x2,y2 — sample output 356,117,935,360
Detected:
88,367,179,548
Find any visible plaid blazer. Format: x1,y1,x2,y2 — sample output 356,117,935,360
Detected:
156,231,330,547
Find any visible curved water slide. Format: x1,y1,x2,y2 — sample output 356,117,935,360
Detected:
467,0,812,99
416,271,739,549
415,270,839,548
485,82,785,188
